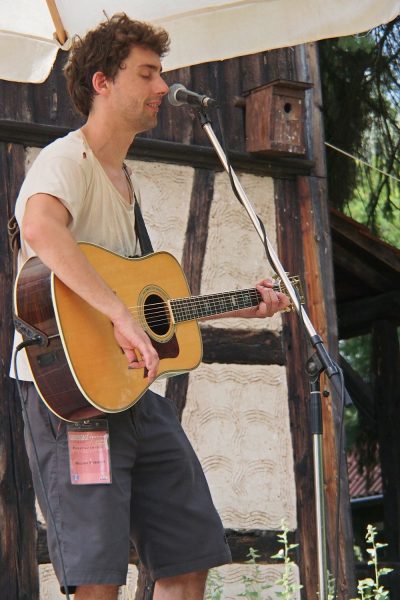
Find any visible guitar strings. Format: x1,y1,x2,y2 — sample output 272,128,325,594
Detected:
127,290,260,314
125,287,261,313
125,289,262,326
123,276,294,321
118,277,296,327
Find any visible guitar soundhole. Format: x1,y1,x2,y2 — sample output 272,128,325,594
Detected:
144,293,171,337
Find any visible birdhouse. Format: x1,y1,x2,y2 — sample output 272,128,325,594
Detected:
244,80,313,156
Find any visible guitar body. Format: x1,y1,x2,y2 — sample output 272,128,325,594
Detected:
15,244,202,421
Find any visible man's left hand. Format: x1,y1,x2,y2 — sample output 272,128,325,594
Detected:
238,278,290,318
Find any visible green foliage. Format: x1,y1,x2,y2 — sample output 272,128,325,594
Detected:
270,521,303,600
205,567,224,600
319,18,400,246
320,34,375,208
205,522,303,600
350,525,393,600
327,571,337,600
347,162,400,247
239,547,268,599
339,335,372,384
206,524,392,600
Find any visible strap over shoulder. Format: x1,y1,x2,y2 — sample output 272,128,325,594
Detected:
123,163,154,256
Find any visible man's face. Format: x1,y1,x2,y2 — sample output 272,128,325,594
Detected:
107,45,169,134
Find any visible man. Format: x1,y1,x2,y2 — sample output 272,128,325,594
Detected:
12,13,289,600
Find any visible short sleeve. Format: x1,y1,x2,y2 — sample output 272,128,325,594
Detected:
15,153,88,224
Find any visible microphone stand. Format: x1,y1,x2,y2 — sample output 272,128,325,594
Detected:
197,108,350,600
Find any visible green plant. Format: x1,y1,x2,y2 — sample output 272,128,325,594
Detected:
270,520,303,600
206,523,392,600
239,547,268,599
327,570,337,600
350,524,393,600
205,567,224,600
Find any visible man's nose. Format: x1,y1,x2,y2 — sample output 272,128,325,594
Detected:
157,76,169,96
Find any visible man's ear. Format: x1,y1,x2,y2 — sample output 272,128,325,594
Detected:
92,71,110,95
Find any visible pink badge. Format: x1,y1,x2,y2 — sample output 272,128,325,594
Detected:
68,426,111,485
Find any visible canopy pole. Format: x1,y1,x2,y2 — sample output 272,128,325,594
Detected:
45,0,67,45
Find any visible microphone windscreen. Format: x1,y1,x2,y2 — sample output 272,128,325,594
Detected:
168,83,186,106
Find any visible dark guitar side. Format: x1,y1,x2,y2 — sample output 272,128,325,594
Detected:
15,257,103,421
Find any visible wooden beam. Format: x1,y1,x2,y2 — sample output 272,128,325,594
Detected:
181,168,215,295
37,524,296,565
331,208,400,273
165,373,189,421
294,41,356,598
338,291,400,338
225,528,297,563
275,176,319,600
166,168,215,416
332,240,390,292
200,327,284,365
0,143,39,599
0,119,314,177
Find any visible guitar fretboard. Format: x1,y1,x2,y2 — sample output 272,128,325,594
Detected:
170,289,262,323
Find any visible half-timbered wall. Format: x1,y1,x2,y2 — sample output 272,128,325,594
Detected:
0,43,356,600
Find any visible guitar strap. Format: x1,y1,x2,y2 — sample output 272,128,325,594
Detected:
134,200,154,256
123,163,154,256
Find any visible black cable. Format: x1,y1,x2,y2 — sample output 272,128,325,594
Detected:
333,364,346,600
14,340,71,600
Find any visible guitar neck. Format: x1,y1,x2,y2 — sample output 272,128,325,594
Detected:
170,288,262,323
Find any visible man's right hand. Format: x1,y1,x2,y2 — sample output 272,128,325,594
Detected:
112,311,159,382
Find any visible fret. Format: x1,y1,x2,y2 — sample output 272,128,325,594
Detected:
171,289,261,323
187,298,199,320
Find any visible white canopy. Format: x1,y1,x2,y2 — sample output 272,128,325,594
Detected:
0,0,399,83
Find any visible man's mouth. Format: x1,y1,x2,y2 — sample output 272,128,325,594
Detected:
147,100,161,112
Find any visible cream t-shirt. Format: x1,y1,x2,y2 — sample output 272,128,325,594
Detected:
12,129,141,380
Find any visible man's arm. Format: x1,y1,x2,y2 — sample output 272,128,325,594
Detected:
22,193,159,380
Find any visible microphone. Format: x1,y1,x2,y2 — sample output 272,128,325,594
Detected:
168,83,218,108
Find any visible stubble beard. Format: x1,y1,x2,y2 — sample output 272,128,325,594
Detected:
126,105,158,135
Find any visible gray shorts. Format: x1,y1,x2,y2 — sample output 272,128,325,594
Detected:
21,383,231,593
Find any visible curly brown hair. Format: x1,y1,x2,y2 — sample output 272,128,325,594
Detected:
64,13,170,117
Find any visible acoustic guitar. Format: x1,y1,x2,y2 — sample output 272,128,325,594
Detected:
15,243,301,422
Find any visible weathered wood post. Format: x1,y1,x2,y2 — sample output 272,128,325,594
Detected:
0,142,39,599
